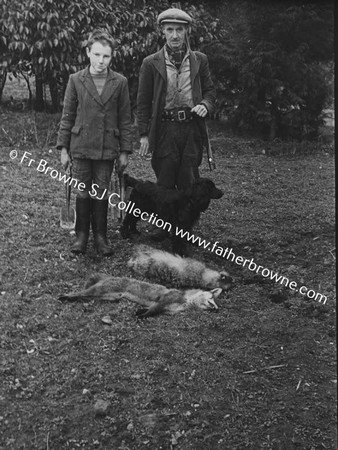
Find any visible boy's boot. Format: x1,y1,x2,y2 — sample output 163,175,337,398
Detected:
71,197,91,254
91,199,113,256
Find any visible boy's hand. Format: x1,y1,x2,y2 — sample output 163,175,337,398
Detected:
117,152,129,174
61,148,71,170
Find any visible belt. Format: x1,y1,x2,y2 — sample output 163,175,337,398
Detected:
161,107,194,123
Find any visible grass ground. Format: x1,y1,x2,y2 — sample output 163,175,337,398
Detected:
0,79,336,449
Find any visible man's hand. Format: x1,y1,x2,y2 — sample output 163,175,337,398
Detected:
191,104,208,118
61,148,71,170
117,152,129,174
139,135,150,157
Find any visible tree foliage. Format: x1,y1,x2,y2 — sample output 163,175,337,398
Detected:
0,0,334,139
206,1,334,139
0,0,221,111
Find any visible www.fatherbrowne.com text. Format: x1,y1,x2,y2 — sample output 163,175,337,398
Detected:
175,228,328,305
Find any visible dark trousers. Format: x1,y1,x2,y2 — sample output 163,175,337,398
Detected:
151,120,202,190
72,158,114,199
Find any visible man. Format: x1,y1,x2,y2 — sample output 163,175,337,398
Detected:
137,8,216,190
57,29,132,256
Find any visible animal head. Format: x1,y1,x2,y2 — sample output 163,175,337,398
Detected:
184,178,223,212
202,267,233,290
194,178,223,198
219,271,233,290
201,178,224,200
185,287,222,311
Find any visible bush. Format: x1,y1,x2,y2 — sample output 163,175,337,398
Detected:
205,1,334,140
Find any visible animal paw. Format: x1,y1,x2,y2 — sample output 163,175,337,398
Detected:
135,308,150,319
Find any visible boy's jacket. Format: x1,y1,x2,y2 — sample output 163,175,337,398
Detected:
57,66,132,159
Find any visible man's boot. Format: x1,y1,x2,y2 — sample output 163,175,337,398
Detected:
71,197,91,254
91,199,113,256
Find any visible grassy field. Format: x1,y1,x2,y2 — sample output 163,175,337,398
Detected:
0,79,336,449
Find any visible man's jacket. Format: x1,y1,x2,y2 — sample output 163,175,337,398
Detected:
57,66,132,159
137,47,216,156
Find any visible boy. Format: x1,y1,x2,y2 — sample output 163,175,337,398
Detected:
57,29,132,256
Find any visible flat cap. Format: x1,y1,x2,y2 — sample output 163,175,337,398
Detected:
157,8,192,25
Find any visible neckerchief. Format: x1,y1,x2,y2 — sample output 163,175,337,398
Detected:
166,44,188,70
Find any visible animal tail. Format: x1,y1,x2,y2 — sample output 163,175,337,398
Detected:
124,176,165,200
58,273,109,301
58,292,85,302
